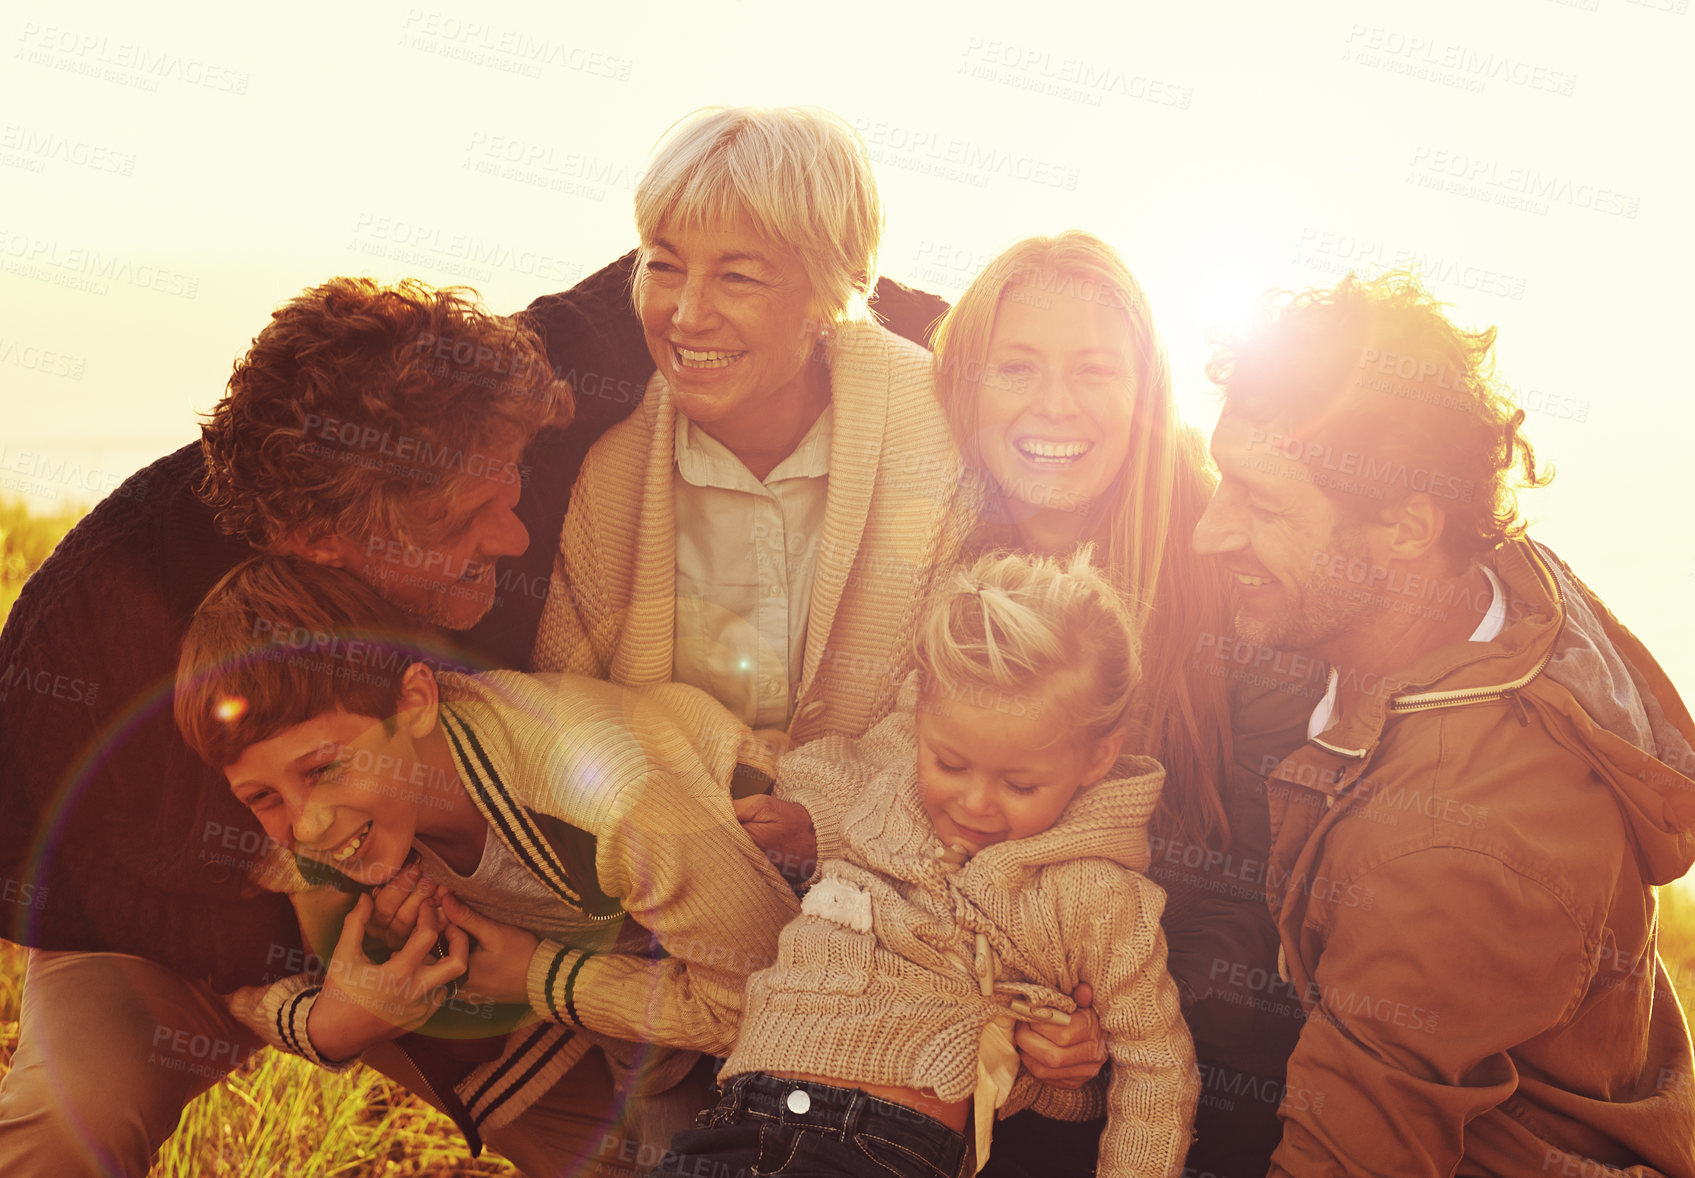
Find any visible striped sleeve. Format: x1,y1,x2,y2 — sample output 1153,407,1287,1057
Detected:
525,763,800,1053
224,975,358,1071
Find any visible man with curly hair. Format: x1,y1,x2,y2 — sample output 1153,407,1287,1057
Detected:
1193,271,1695,1176
0,275,579,1175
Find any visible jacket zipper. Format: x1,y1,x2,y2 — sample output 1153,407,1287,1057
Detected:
1386,640,1556,716
1385,543,1562,718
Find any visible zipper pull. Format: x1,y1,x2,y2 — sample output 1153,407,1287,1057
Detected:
1506,689,1530,727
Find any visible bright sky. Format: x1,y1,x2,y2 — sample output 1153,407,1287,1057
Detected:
3,0,1692,697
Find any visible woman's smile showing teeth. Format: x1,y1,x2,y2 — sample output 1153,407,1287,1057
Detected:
673,345,743,369
1015,438,1093,464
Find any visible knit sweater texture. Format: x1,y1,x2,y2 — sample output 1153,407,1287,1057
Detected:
725,681,1199,1178
529,320,969,745
238,669,801,1132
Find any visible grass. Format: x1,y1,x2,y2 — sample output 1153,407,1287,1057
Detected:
3,490,1695,1174
0,944,514,1177
0,496,83,621
1660,879,1695,1019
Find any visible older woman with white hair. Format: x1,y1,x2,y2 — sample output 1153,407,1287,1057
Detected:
532,106,962,745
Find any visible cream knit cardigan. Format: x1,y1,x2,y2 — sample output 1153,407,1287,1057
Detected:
727,680,1199,1177
530,321,967,744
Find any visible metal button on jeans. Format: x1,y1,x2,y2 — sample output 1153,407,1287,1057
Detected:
785,1088,811,1114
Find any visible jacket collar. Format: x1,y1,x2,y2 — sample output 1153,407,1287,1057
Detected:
1301,537,1563,759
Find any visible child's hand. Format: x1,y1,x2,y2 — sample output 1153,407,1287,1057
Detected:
367,858,443,953
307,893,469,1061
734,795,817,884
1014,982,1107,1089
439,893,541,1007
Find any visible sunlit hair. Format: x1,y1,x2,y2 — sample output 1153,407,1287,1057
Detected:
200,277,564,552
915,549,1139,751
175,556,445,768
1207,269,1549,566
931,231,1235,847
632,105,882,325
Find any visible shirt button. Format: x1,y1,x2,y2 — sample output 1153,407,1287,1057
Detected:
765,679,783,698
786,1088,811,1114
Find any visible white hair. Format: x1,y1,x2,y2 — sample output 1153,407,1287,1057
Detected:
633,105,882,325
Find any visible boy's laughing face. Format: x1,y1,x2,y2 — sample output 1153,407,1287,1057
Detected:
224,707,438,887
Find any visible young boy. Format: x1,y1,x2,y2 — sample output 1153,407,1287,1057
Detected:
650,551,1199,1178
173,555,800,1172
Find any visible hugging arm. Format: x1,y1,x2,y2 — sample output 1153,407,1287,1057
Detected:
525,768,800,1054
1059,863,1198,1178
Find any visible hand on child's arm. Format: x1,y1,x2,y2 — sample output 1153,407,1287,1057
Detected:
1015,982,1107,1089
307,893,468,1061
367,858,443,953
734,794,816,883
440,893,541,1006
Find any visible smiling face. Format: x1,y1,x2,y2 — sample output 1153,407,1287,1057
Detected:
972,279,1138,550
1193,412,1376,653
637,213,825,463
292,439,529,631
224,707,441,887
915,681,1122,854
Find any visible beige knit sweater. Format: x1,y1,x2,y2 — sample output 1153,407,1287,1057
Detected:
725,683,1199,1178
529,321,969,744
235,670,801,1134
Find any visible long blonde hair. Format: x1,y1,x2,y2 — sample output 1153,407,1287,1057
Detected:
931,231,1235,849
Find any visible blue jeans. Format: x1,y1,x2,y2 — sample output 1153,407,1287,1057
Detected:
643,1071,969,1178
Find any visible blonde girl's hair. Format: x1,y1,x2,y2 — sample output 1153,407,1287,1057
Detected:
915,549,1139,752
632,105,882,327
930,231,1235,848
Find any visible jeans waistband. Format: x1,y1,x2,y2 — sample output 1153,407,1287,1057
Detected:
717,1071,969,1175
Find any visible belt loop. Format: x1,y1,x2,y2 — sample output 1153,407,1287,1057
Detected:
723,1072,749,1120
840,1086,865,1139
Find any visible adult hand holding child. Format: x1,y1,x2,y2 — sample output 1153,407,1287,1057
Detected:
1013,981,1106,1089
306,892,469,1062
735,796,1110,1083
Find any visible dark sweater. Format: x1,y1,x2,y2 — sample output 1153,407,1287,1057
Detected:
0,252,948,992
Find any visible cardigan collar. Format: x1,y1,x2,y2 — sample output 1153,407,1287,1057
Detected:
624,321,900,705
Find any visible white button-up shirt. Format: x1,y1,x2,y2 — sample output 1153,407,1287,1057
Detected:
672,406,833,729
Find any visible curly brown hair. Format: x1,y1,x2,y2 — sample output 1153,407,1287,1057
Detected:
200,277,565,551
1207,269,1549,566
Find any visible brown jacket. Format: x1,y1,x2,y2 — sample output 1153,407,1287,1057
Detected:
1263,538,1695,1177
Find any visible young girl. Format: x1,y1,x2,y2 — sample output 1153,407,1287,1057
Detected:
649,550,1198,1178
